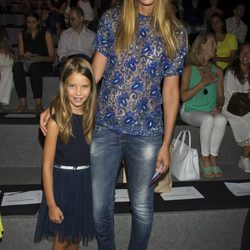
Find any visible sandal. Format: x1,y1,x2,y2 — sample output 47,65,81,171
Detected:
212,166,223,177
199,159,215,178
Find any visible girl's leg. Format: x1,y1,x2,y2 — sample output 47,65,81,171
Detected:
242,145,250,158
67,242,79,250
52,234,68,250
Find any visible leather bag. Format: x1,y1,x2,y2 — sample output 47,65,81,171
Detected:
171,130,200,181
227,92,250,116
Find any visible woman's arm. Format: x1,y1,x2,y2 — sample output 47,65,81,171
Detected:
216,67,224,109
91,51,108,84
38,31,55,63
43,119,64,223
17,32,25,60
156,75,180,173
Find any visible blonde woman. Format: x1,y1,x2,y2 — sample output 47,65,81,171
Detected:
90,1,187,249
180,32,227,178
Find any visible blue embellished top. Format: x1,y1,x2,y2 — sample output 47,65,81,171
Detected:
94,7,187,136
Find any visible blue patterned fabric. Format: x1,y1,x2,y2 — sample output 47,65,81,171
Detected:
95,7,187,136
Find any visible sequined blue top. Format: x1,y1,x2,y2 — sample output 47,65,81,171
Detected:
94,7,187,136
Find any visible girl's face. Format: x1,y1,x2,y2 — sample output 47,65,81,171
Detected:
26,16,39,31
210,16,224,33
65,72,91,113
239,44,250,66
202,35,217,58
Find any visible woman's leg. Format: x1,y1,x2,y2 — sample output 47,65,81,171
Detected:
124,134,161,250
29,62,52,112
13,62,28,111
0,65,14,105
90,125,123,250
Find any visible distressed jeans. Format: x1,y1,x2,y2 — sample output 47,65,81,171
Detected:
90,125,162,250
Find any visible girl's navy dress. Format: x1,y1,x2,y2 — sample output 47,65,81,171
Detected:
34,114,94,245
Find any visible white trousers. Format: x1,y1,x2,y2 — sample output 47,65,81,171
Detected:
180,107,227,156
0,54,14,105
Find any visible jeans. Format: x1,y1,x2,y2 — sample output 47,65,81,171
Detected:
90,125,162,250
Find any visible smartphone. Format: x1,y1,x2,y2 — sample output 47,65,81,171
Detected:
149,164,163,187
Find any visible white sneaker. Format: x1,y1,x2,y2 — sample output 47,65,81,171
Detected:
238,156,250,173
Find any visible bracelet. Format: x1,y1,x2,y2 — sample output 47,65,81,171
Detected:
216,104,223,109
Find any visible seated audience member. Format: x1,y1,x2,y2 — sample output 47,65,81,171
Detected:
56,6,95,76
222,43,250,173
210,13,238,71
47,0,67,42
13,11,55,113
182,0,206,44
0,27,14,111
204,0,223,25
77,0,95,22
180,32,227,177
226,3,248,45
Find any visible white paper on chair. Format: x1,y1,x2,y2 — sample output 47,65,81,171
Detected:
224,182,250,196
1,190,43,206
115,189,130,202
160,186,204,201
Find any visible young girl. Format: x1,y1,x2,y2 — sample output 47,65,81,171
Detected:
34,57,97,249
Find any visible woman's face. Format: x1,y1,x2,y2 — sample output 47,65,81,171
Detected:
210,16,224,33
26,16,39,31
239,44,250,66
202,35,217,58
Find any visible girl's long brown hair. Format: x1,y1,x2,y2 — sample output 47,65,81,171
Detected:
50,58,97,144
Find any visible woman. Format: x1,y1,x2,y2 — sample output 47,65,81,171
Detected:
0,27,14,111
41,0,187,249
180,32,227,177
222,43,250,173
13,11,55,112
210,13,238,71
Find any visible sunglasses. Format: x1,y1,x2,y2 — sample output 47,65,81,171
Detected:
203,88,208,95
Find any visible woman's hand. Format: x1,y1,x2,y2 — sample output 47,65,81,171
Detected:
156,145,171,174
48,205,64,224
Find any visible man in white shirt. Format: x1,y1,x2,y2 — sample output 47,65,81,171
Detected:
226,3,248,45
57,6,95,75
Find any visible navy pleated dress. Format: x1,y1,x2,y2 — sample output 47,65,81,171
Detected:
34,114,94,245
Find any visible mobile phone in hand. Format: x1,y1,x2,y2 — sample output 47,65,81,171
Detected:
149,164,163,187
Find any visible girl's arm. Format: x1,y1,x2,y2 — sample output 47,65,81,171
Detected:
156,75,180,173
43,119,64,224
91,51,108,84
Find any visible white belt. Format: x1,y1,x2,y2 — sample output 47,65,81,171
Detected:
54,165,90,170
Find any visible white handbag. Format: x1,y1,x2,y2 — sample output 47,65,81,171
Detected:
171,130,200,181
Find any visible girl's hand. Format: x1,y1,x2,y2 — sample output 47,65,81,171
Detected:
200,70,217,86
23,52,33,59
48,205,64,224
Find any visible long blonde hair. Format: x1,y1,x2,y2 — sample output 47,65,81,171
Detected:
50,58,97,144
115,0,184,59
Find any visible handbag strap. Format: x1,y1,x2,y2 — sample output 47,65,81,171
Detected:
173,130,192,148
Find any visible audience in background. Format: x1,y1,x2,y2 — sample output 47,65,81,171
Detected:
180,32,227,178
226,2,248,45
210,13,238,71
204,0,223,25
0,27,14,110
13,11,55,113
56,6,95,76
182,0,206,44
46,0,67,43
222,42,250,173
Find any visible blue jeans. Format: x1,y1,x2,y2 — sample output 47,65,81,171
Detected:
90,125,162,250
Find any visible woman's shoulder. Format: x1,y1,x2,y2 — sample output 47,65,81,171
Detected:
101,6,121,22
